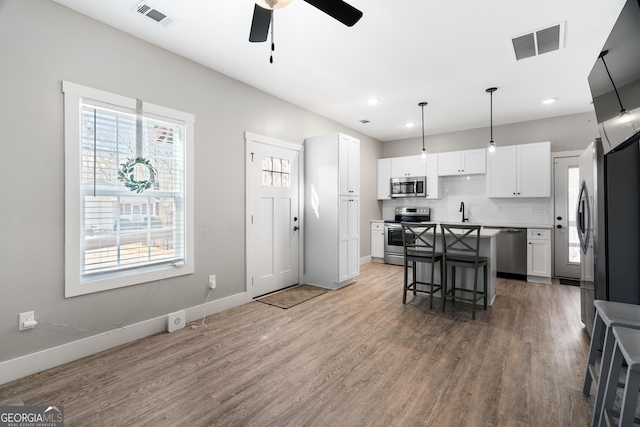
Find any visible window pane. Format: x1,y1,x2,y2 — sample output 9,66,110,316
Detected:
262,156,272,171
273,172,281,187
273,158,281,172
262,171,272,186
281,159,290,173
282,173,290,187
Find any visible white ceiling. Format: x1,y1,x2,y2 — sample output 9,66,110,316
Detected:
52,0,626,142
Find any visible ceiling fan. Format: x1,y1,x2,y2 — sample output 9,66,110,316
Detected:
249,0,363,44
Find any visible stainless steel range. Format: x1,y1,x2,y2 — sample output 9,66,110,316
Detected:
384,207,431,265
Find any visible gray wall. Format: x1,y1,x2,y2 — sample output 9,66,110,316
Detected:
0,0,382,362
381,112,601,157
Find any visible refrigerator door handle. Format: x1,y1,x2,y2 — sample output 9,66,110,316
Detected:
576,180,590,254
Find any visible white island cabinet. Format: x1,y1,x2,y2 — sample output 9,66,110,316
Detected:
416,226,499,306
304,133,360,289
486,141,550,198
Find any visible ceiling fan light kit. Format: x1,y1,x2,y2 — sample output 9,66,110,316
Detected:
255,0,293,10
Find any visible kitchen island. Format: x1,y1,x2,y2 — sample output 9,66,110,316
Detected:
413,224,500,306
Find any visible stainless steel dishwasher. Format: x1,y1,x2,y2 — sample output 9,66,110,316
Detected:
484,227,527,278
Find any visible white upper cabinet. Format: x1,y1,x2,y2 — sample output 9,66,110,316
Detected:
426,153,440,199
338,134,360,196
438,148,486,176
486,141,550,198
390,155,427,177
377,158,391,200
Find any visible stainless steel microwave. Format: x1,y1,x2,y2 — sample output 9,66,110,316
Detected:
390,176,426,198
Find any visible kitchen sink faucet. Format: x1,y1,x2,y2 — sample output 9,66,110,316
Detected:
460,202,468,222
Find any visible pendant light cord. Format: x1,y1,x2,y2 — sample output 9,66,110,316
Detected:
421,104,425,150
486,87,497,144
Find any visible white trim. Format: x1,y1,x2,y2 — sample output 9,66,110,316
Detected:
360,255,372,265
0,292,250,386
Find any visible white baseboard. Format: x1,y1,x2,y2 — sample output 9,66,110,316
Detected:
360,255,371,265
0,292,249,386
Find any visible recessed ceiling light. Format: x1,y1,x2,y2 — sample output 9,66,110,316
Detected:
367,98,379,105
360,119,370,124
542,98,556,104
405,122,415,128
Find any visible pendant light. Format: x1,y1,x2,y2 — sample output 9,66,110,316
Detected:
486,87,497,153
599,50,629,118
418,102,428,160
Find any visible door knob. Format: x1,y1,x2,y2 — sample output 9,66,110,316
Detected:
557,216,562,220
556,225,563,229
293,226,299,231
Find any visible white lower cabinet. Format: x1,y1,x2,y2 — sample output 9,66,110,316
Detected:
371,222,384,261
339,197,360,281
527,228,551,282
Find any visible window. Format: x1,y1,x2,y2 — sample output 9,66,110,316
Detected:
262,156,290,187
63,82,194,297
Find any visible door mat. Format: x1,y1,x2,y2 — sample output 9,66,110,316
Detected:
559,278,580,286
256,284,327,309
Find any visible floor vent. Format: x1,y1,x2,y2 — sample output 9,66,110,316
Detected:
132,1,175,27
510,22,564,61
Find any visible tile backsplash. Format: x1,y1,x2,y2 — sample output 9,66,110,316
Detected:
382,174,553,226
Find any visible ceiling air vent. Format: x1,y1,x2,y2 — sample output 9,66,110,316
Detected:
132,1,175,27
510,22,564,61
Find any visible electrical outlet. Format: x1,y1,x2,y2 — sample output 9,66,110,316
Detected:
533,207,548,214
167,310,186,333
208,274,216,289
19,311,37,331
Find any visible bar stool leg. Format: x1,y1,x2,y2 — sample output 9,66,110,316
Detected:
592,325,617,427
442,263,448,312
584,310,604,396
598,341,624,427
619,368,640,427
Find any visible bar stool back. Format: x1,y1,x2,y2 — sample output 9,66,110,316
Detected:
440,224,488,320
401,222,443,308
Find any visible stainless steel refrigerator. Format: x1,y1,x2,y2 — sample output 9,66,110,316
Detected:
580,0,640,334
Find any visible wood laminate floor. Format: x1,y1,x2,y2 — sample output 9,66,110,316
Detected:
0,263,593,426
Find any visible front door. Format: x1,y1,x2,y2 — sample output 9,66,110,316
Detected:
554,156,580,279
245,132,301,298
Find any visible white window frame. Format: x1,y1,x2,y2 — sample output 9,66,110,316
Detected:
63,81,194,297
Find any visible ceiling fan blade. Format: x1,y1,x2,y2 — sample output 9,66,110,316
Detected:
249,4,272,42
303,0,363,27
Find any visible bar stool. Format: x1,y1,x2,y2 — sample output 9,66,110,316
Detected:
440,224,488,320
583,300,640,427
598,326,640,427
401,222,443,309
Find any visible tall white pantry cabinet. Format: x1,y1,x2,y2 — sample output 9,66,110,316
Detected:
304,133,360,289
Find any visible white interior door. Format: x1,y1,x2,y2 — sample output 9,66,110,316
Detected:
554,156,580,279
246,133,301,298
